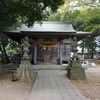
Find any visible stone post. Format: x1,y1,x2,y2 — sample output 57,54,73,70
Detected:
67,37,86,80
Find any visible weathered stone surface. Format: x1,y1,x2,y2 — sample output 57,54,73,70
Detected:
71,60,81,68
17,60,38,82
67,66,86,80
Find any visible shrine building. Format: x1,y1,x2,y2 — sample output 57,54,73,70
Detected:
4,22,91,65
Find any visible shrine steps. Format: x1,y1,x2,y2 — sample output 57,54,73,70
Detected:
32,64,68,70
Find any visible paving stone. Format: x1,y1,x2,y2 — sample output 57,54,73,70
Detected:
28,70,86,100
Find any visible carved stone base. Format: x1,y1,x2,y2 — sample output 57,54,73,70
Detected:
17,60,38,82
67,60,86,80
67,67,86,80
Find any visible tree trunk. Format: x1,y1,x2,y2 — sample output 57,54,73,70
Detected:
87,48,90,59
90,49,94,59
81,41,85,59
0,45,5,63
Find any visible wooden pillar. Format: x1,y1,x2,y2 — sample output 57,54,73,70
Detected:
59,44,62,65
57,45,59,58
34,44,37,64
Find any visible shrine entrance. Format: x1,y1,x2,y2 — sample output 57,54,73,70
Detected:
42,49,52,63
36,48,58,65
30,38,71,65
34,40,60,64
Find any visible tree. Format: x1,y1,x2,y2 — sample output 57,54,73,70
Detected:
80,8,100,59
0,0,64,26
47,6,100,59
0,0,64,63
61,8,100,59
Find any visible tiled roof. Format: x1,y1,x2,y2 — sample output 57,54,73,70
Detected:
7,21,76,34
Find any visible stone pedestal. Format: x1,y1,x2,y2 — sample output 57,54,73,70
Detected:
17,60,37,82
17,60,31,82
67,60,86,80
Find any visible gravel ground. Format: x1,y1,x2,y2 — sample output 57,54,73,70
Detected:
71,78,100,100
0,73,32,100
70,64,100,100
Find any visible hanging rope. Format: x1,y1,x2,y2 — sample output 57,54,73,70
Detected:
31,40,62,50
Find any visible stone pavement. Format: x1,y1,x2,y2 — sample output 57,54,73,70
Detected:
28,70,86,100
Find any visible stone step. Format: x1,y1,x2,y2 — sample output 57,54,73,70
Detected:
32,65,68,70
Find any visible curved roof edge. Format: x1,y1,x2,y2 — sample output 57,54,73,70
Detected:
5,21,76,33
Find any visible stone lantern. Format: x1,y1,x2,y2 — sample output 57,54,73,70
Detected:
17,37,32,82
67,37,86,80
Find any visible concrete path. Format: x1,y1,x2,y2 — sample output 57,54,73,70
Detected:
28,70,86,100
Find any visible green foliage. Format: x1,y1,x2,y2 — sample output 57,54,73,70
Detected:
6,39,20,54
76,8,100,57
6,46,20,55
73,8,100,58
47,6,100,58
46,13,61,21
0,0,64,28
